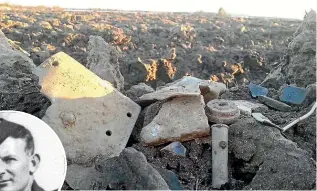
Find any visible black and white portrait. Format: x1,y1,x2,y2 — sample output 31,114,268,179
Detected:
0,111,67,191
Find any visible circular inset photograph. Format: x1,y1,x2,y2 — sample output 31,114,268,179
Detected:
0,110,67,191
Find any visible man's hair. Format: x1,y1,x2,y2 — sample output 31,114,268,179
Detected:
0,118,35,155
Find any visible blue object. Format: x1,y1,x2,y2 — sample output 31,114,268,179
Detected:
161,142,186,157
172,142,186,156
280,86,308,105
156,168,183,190
168,172,183,190
248,83,269,98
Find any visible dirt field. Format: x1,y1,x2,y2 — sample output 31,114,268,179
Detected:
1,4,316,190
0,4,301,90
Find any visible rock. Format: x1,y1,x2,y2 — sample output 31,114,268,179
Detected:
258,95,292,111
303,83,316,107
248,83,269,98
0,29,30,57
143,99,169,127
30,48,50,66
139,83,201,102
0,30,18,54
34,52,141,165
87,35,124,91
120,59,149,90
0,29,50,118
125,83,155,102
230,118,316,190
161,141,187,157
130,99,169,143
139,76,226,103
95,147,170,190
66,164,106,190
232,100,268,116
205,99,240,124
154,166,183,190
199,80,227,103
140,95,210,146
279,85,309,105
66,148,169,190
4,38,30,57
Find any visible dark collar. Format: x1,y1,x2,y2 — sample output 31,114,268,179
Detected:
31,181,45,191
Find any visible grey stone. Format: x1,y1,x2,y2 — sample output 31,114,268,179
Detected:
66,148,170,190
140,84,201,102
66,164,106,190
139,76,226,103
0,29,50,118
87,35,124,91
303,83,316,107
95,147,170,190
120,58,149,90
130,99,170,143
229,118,316,190
258,95,292,111
30,48,50,66
140,95,210,146
143,99,170,127
125,83,155,102
35,52,141,165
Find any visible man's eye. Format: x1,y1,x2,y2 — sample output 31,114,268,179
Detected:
3,158,16,162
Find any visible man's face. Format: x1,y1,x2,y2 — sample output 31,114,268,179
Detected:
0,137,35,191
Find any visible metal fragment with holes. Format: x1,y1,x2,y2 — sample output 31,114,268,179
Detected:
205,99,240,124
34,52,141,165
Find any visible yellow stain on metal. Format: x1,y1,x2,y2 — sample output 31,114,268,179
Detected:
35,52,114,99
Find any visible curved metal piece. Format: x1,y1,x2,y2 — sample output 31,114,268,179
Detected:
282,102,317,132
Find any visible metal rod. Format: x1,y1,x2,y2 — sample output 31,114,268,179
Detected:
282,102,317,132
211,124,228,189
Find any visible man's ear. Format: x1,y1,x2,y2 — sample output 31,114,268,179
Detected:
29,154,40,175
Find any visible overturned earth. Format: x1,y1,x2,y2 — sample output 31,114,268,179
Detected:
0,4,316,191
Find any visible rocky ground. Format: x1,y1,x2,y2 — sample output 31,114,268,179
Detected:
0,4,316,190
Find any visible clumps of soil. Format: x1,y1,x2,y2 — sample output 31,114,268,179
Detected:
132,141,247,190
0,4,303,90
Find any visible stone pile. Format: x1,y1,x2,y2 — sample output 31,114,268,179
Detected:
1,30,315,190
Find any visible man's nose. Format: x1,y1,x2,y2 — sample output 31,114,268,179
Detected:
0,161,6,176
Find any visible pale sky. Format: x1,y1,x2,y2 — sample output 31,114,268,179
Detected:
2,0,316,19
